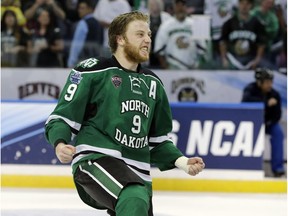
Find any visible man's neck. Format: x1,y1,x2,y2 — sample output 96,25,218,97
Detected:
114,52,138,72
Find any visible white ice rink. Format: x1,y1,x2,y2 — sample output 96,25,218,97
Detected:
1,188,287,216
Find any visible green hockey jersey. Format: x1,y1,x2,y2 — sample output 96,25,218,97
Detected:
45,56,183,182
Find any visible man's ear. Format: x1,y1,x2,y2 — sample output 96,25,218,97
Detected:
117,35,125,46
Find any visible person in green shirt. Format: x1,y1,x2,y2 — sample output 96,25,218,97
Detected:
251,0,279,65
45,11,205,216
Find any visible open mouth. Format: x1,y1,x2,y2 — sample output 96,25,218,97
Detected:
140,47,149,55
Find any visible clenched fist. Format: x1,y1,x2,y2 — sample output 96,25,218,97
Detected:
175,156,205,176
55,143,76,164
187,157,205,176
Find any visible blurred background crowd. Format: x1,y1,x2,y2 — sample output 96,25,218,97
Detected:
1,0,287,71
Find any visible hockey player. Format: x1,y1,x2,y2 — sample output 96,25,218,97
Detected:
45,11,205,216
242,68,285,177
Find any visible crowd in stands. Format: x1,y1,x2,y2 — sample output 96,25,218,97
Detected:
1,0,287,70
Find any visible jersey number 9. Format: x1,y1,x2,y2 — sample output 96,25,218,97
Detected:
64,84,78,101
131,115,141,134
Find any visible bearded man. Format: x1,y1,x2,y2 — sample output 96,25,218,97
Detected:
45,11,205,216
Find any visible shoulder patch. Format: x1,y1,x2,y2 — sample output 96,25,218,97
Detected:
70,71,83,84
77,58,99,69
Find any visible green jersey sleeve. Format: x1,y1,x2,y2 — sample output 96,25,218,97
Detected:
149,81,183,171
45,67,92,146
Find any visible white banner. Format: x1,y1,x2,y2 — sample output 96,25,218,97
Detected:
2,69,286,103
1,68,69,100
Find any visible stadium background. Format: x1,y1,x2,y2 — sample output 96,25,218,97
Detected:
1,0,287,196
1,68,287,193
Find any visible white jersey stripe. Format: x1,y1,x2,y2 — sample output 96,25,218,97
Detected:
73,144,150,171
72,153,95,165
45,114,81,131
73,67,121,74
76,144,122,158
92,162,124,189
79,165,118,199
149,135,172,143
127,165,152,182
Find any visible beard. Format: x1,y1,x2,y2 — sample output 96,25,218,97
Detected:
123,39,149,63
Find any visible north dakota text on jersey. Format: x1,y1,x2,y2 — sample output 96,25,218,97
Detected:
115,128,148,148
121,99,150,118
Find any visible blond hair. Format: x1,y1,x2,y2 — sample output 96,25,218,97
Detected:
108,11,149,53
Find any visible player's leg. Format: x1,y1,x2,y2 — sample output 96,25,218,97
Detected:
73,156,152,214
74,159,121,212
108,191,153,216
115,184,150,216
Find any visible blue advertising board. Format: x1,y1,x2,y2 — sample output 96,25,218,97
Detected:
1,102,264,170
170,103,264,170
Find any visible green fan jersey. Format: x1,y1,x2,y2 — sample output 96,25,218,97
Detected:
45,56,183,182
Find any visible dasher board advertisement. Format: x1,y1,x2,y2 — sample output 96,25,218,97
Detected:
1,102,264,171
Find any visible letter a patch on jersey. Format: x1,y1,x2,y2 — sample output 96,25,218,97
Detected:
111,75,122,88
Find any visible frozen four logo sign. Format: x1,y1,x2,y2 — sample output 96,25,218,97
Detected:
171,77,205,102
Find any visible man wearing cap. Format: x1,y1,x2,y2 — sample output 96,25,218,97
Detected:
242,68,285,178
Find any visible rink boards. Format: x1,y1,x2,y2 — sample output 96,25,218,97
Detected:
1,101,286,193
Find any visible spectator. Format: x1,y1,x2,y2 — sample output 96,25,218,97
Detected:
241,68,285,178
1,0,27,26
219,0,267,70
147,0,171,69
93,0,131,57
132,0,148,13
1,9,32,67
274,0,287,68
67,0,103,68
47,0,83,67
162,0,174,15
23,0,66,31
154,0,207,70
204,0,237,60
251,0,279,66
30,7,64,67
186,0,204,15
59,0,81,23
49,1,80,37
